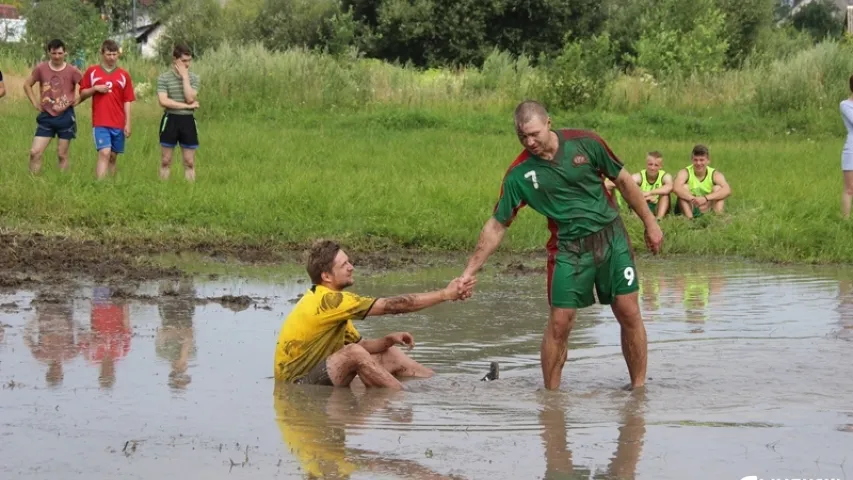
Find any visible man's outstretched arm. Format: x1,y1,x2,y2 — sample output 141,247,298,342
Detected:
365,277,474,317
461,216,507,281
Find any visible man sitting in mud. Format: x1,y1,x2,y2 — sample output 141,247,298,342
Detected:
672,144,732,218
605,151,673,220
273,239,481,390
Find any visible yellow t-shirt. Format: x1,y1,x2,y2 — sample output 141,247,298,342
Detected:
273,284,376,382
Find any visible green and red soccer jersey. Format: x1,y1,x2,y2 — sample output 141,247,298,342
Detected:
493,129,625,248
80,65,135,129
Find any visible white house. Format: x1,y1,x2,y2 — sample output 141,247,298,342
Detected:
112,16,165,59
0,4,25,43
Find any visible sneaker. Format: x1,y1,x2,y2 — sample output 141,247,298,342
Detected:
481,361,499,381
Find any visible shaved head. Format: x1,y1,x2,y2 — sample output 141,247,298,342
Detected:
514,100,549,127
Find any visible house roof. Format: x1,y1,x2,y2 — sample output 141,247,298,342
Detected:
133,21,161,42
0,4,20,19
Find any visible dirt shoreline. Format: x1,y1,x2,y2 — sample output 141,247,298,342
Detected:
0,232,548,288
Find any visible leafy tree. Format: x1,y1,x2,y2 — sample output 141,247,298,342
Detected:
715,0,775,67
792,0,845,40
22,0,109,60
627,0,729,79
488,0,606,62
155,0,224,61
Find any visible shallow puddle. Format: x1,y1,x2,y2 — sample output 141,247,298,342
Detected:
1,259,852,479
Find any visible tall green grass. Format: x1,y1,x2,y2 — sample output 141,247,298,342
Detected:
1,42,852,264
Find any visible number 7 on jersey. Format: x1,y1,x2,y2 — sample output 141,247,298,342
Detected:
524,170,539,189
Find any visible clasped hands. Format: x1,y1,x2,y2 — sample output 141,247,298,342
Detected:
443,274,477,302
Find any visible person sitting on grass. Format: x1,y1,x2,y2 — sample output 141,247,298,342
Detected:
605,150,673,220
672,144,732,219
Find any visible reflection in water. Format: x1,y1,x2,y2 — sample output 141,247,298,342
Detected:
273,384,464,480
155,279,197,391
78,286,132,389
4,263,853,480
673,267,725,332
22,292,79,388
638,274,666,314
540,390,646,480
836,279,853,341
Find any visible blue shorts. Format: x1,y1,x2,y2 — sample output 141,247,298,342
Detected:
93,127,125,153
35,108,76,140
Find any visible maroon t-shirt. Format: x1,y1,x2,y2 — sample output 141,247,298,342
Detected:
31,62,82,116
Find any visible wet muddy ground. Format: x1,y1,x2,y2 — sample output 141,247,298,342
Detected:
0,232,493,288
1,258,852,479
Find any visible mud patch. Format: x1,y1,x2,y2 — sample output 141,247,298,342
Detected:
206,295,253,312
0,232,182,286
0,231,548,287
497,260,547,276
101,288,264,312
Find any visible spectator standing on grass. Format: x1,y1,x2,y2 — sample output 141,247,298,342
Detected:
157,43,200,182
22,39,83,174
0,69,6,98
839,75,853,219
78,39,136,180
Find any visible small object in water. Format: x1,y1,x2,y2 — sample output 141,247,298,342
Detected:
481,361,499,381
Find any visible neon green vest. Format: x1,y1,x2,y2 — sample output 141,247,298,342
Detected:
687,165,715,197
640,169,666,203
615,169,665,208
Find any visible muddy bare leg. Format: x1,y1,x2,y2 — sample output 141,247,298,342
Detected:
611,292,648,388
29,136,51,174
108,151,118,176
56,139,70,171
326,344,403,389
541,307,575,390
160,146,173,180
96,148,112,179
372,346,434,378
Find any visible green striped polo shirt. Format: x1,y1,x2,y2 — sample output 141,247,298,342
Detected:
157,69,200,115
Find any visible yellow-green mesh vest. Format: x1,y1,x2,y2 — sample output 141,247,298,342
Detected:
687,165,715,197
640,169,666,203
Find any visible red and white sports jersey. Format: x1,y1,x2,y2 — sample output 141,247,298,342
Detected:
80,65,136,129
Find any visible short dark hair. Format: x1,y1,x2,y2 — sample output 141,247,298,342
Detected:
849,74,853,93
692,144,709,157
306,239,341,285
172,43,192,59
101,39,120,53
514,100,549,126
46,39,65,52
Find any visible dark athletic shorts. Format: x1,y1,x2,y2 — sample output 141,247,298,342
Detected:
35,108,76,140
293,359,333,386
159,112,198,149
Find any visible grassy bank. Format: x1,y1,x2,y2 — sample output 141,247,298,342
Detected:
1,44,852,265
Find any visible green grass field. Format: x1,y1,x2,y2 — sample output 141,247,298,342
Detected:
2,45,853,265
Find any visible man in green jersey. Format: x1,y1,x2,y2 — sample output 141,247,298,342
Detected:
460,100,663,391
672,144,732,218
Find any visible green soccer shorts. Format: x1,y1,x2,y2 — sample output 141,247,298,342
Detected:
546,219,639,309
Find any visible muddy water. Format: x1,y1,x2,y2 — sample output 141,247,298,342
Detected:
1,260,852,480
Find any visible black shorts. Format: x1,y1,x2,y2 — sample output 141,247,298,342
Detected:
293,359,333,386
159,112,198,149
35,108,77,140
